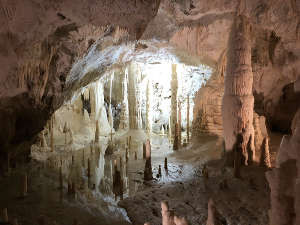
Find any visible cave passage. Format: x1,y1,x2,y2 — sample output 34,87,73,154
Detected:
1,1,299,225
24,60,215,224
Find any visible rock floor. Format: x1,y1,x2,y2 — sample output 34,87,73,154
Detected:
0,132,280,225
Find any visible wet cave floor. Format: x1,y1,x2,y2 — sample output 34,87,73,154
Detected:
0,131,281,225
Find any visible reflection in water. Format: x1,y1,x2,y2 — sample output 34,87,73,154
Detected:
37,133,219,221
47,135,161,205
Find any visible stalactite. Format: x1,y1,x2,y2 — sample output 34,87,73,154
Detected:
119,69,129,130
260,137,271,168
146,80,152,134
222,14,254,167
187,95,190,143
128,62,140,129
171,64,178,138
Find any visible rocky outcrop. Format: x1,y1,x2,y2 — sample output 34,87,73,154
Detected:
266,109,300,225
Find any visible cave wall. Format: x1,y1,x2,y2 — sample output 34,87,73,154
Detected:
0,0,160,163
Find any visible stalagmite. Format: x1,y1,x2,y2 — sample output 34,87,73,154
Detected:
247,134,254,165
170,64,178,138
143,143,146,159
164,157,168,170
144,139,152,181
173,123,179,150
206,199,224,225
187,95,190,143
161,201,175,225
95,120,99,143
134,151,137,160
113,169,122,200
222,14,254,167
2,208,8,222
174,216,189,225
260,137,271,168
178,101,182,148
158,165,162,177
161,126,165,135
41,130,47,148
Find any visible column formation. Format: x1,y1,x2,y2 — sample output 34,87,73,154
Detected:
222,15,254,166
118,69,129,130
170,64,178,138
128,62,141,129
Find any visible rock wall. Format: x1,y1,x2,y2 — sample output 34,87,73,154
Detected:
192,52,225,137
266,108,300,225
